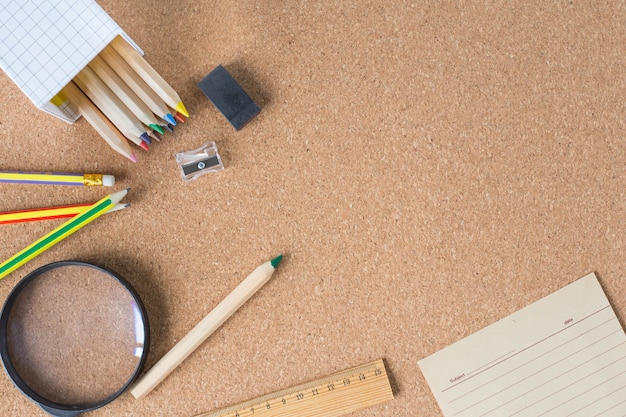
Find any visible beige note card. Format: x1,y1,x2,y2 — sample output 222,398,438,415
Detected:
418,272,626,417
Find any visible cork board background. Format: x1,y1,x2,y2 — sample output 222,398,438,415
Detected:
0,1,625,416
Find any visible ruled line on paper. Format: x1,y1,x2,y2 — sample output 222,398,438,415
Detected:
592,397,626,417
446,309,615,400
449,314,621,412
452,321,625,416
484,347,626,417
537,371,626,417
444,350,517,393
418,273,626,417
442,306,611,396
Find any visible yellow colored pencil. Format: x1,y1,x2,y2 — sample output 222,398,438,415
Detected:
110,36,189,117
0,189,129,280
0,170,114,186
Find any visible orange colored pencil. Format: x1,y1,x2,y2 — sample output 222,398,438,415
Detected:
0,203,129,225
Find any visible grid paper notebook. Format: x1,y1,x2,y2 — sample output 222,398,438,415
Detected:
0,0,137,121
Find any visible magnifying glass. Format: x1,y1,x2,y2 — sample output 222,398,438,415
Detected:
0,261,150,416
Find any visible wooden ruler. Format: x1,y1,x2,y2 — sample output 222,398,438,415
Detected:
195,359,393,417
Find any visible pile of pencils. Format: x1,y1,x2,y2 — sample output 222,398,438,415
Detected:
60,35,189,162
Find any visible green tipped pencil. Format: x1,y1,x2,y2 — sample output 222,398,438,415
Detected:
0,189,129,280
130,254,283,399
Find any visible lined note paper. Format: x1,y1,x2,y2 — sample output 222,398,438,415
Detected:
418,273,626,417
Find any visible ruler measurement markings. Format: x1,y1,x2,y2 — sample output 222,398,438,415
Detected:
196,359,393,417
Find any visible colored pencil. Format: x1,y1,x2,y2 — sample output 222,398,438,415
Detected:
110,36,189,118
0,203,129,225
60,81,136,162
88,55,165,134
146,128,160,142
74,66,150,150
173,112,185,124
99,45,177,126
0,171,115,186
130,255,283,399
0,188,129,280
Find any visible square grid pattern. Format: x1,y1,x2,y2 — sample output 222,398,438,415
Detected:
0,0,121,107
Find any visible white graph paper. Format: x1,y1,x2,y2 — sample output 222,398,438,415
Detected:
0,0,137,121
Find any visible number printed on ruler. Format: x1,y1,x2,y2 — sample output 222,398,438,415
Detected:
196,359,394,417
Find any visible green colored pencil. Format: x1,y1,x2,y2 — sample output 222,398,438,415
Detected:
0,188,129,280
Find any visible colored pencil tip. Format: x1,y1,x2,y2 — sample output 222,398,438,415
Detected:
129,153,137,163
140,133,152,144
148,131,161,142
167,124,175,131
174,112,185,124
165,114,177,126
175,101,190,118
270,254,283,269
150,124,165,134
139,141,150,151
163,124,174,132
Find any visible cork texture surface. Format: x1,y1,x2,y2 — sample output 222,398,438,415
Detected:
0,1,624,416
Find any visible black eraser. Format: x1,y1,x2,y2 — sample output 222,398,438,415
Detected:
198,65,260,130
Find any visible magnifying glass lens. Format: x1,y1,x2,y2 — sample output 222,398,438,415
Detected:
5,264,145,405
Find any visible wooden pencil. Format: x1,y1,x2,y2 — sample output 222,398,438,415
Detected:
73,66,149,150
61,81,137,161
99,45,176,125
130,255,283,399
88,55,165,134
110,36,189,118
